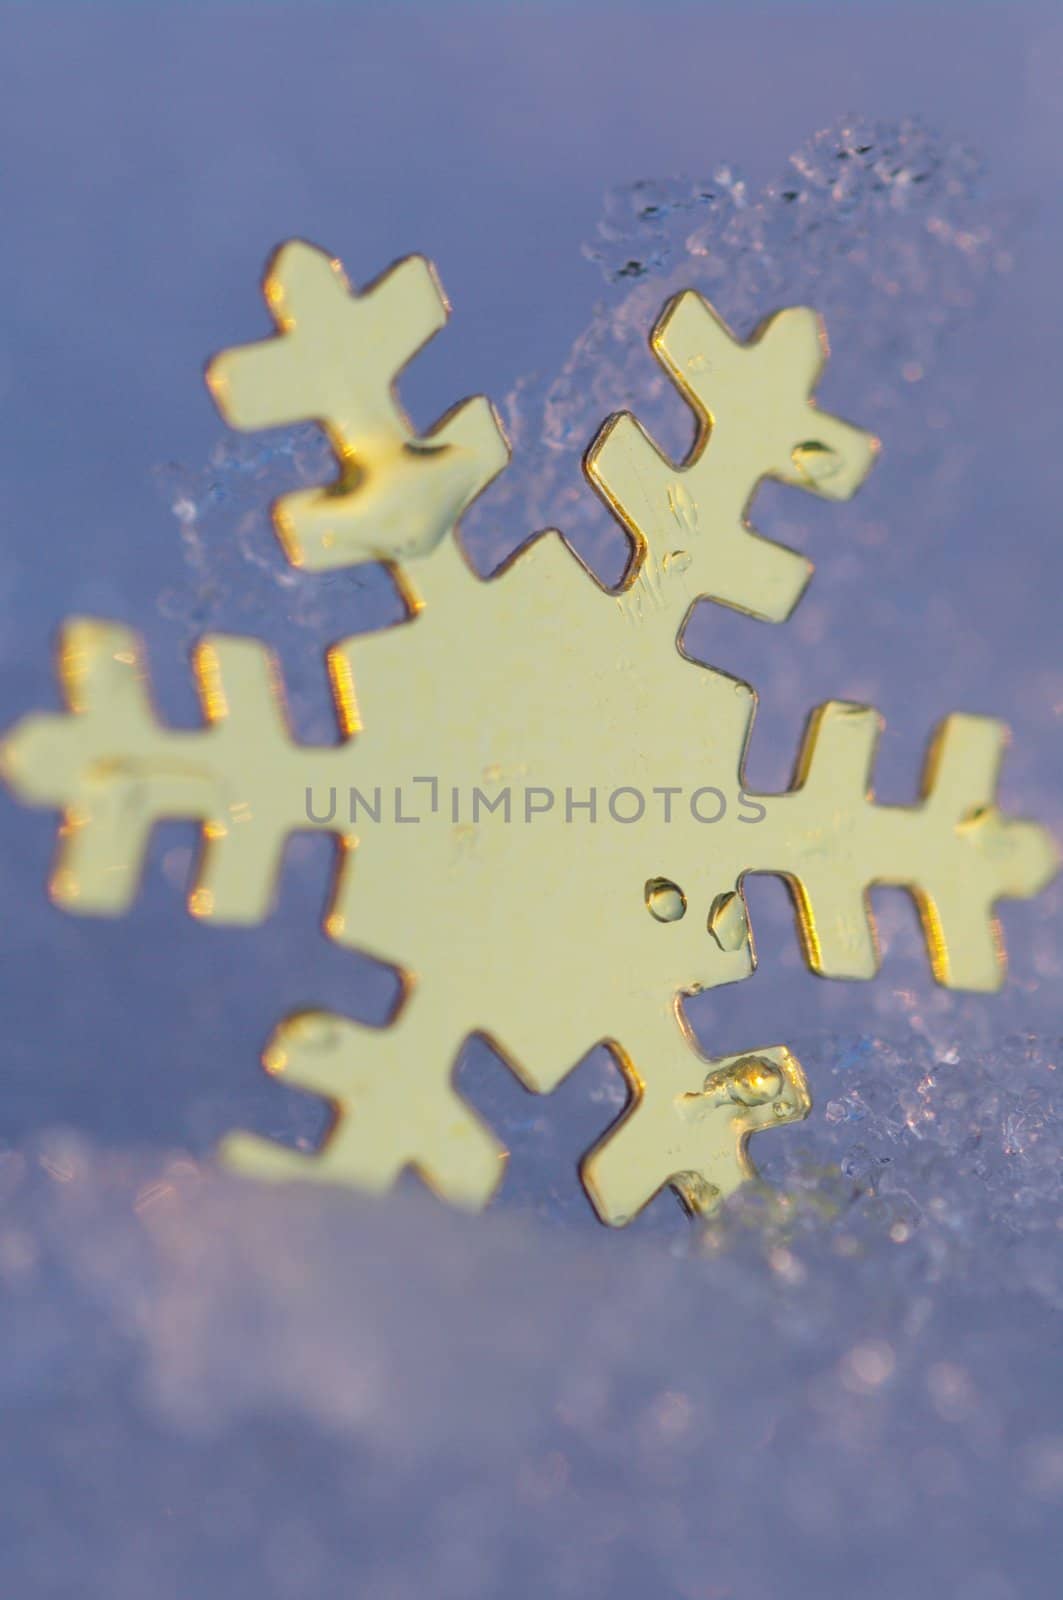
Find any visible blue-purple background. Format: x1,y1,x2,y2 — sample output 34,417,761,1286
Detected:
1,7,1061,1598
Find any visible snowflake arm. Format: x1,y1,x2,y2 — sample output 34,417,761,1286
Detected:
0,619,351,922
584,291,879,624
746,701,1058,990
206,239,509,574
220,1002,506,1210
585,1006,810,1227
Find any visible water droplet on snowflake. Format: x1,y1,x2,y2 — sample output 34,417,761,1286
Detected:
662,549,692,573
708,890,749,951
791,440,842,486
726,1057,784,1106
645,877,687,921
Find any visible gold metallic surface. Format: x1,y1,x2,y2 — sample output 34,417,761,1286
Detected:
206,240,509,571
585,291,879,623
2,242,1056,1223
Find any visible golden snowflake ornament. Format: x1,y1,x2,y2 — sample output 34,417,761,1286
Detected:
2,240,1056,1225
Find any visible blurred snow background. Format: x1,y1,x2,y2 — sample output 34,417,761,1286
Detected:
1,6,1062,1597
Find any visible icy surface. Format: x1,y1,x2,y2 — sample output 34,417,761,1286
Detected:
4,1029,1063,1598
4,114,1063,1596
